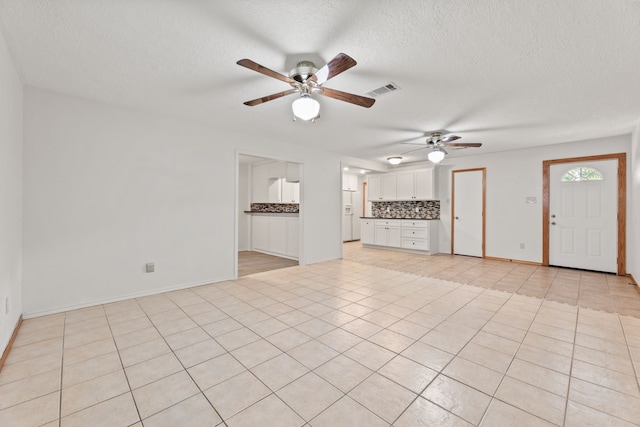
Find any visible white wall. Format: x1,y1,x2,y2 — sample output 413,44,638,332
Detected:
23,88,343,317
631,123,640,282
0,30,23,354
437,134,632,264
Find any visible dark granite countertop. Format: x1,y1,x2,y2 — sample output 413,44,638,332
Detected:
360,217,439,220
244,211,299,215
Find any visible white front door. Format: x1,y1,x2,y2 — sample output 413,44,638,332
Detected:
549,160,617,273
452,169,484,257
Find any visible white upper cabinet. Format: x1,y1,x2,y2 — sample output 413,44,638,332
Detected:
414,169,433,199
252,162,300,203
342,174,358,191
367,174,397,201
281,180,300,203
268,161,286,179
268,178,282,202
382,174,397,200
285,162,300,182
367,175,382,201
396,169,433,200
395,171,415,200
251,164,270,202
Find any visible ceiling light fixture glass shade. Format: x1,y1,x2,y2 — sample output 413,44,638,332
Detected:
292,94,320,121
427,148,445,163
387,156,403,165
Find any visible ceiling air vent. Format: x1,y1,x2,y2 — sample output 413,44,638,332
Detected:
366,82,401,98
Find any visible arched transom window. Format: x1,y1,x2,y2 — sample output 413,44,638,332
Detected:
561,166,604,182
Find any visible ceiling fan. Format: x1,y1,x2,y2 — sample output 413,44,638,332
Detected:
389,132,482,164
237,53,375,122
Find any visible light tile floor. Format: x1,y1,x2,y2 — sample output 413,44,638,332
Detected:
1,244,639,426
344,242,640,317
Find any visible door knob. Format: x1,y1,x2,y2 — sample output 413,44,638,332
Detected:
455,216,459,220
551,214,556,218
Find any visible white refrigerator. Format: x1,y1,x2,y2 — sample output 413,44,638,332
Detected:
343,191,362,242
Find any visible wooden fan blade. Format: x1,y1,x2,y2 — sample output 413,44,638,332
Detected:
237,59,296,84
243,89,297,106
309,53,357,85
440,135,461,143
445,142,483,148
319,87,375,108
401,146,429,155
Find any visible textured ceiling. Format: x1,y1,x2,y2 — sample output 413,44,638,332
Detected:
1,0,639,166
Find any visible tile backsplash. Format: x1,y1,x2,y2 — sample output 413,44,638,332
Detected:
250,203,299,213
372,200,440,219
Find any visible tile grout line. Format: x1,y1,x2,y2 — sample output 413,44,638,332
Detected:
104,302,144,426
560,304,580,427
388,285,518,425
475,294,552,426
142,286,317,425
57,312,66,427
6,252,639,427
136,296,229,424
618,315,640,396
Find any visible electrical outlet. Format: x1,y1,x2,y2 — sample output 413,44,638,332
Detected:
520,243,525,249
145,263,155,273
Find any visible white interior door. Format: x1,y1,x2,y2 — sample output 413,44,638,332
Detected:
549,160,617,273
452,169,484,257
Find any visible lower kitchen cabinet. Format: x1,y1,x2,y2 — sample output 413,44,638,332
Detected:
400,220,430,251
361,218,438,254
251,215,299,260
361,219,375,245
251,216,269,252
286,218,299,258
268,217,288,255
374,220,401,247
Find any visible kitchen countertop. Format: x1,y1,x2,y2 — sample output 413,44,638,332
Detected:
360,217,439,220
244,211,299,215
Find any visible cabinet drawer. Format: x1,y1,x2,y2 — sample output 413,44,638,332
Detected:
402,239,429,251
375,219,400,226
400,220,428,228
402,228,428,238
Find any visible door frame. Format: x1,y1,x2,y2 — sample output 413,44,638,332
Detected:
451,168,486,257
236,151,305,279
542,153,626,275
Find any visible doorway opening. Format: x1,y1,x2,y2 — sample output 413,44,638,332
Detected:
237,154,302,277
542,153,626,275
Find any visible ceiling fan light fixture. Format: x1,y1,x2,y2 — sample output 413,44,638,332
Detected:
427,148,445,163
387,156,403,165
292,94,320,121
